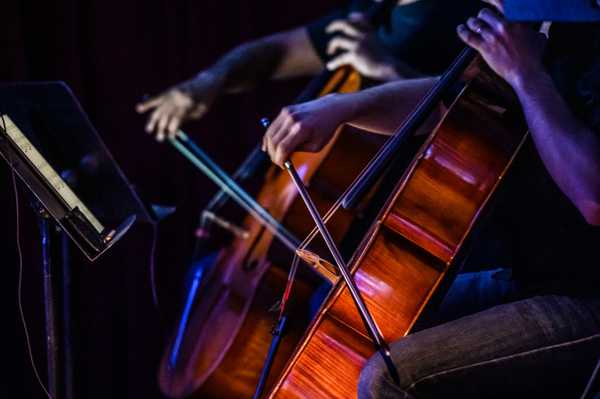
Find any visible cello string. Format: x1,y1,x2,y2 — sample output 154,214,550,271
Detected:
296,173,356,252
296,197,342,252
296,52,474,251
277,255,301,321
168,127,331,314
285,160,400,384
204,146,266,213
170,131,299,252
176,131,299,249
341,48,476,209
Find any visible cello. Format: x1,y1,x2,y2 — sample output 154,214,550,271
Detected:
267,47,529,398
157,1,396,397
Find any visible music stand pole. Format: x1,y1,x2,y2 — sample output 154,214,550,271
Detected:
0,82,152,398
61,232,75,399
38,211,60,398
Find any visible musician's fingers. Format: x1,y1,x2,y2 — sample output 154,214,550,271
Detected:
482,0,504,14
145,108,162,134
347,12,369,25
263,110,286,152
268,116,294,161
155,120,166,142
167,112,183,138
457,24,485,50
327,36,359,56
155,113,172,142
261,132,268,152
477,8,506,32
325,20,366,39
466,17,495,41
136,96,163,113
273,124,303,168
263,123,274,152
326,52,356,71
271,118,295,148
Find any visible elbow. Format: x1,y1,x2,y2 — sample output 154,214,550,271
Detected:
578,199,600,226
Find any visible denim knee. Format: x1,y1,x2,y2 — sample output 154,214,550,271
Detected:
358,353,412,399
358,354,386,399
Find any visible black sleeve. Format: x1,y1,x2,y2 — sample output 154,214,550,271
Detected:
306,0,373,63
546,24,600,134
578,57,600,133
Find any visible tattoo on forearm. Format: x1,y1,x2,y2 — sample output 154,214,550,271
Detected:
211,40,286,93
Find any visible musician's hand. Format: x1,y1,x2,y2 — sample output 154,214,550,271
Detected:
482,0,504,13
262,94,352,168
135,72,223,142
457,8,547,89
325,12,403,81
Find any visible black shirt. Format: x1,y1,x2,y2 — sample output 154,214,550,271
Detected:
306,0,483,75
492,23,600,296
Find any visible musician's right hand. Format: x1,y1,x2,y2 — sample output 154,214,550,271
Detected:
262,93,353,168
135,72,223,141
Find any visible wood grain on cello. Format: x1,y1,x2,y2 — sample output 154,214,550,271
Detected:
267,57,528,399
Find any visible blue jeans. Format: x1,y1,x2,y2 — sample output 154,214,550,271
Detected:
358,269,600,398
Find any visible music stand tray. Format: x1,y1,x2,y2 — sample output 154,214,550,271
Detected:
0,81,155,398
0,81,153,260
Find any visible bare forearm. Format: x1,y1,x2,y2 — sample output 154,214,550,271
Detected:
341,77,439,135
514,71,600,224
262,76,441,167
200,28,323,94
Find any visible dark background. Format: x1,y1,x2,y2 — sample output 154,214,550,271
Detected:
1,1,342,397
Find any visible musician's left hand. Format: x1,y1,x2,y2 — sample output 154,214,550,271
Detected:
457,8,548,89
482,0,504,13
262,94,352,168
325,12,413,81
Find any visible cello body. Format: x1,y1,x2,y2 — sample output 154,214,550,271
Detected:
158,69,386,398
267,58,529,398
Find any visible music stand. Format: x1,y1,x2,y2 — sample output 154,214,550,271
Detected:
0,81,154,398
